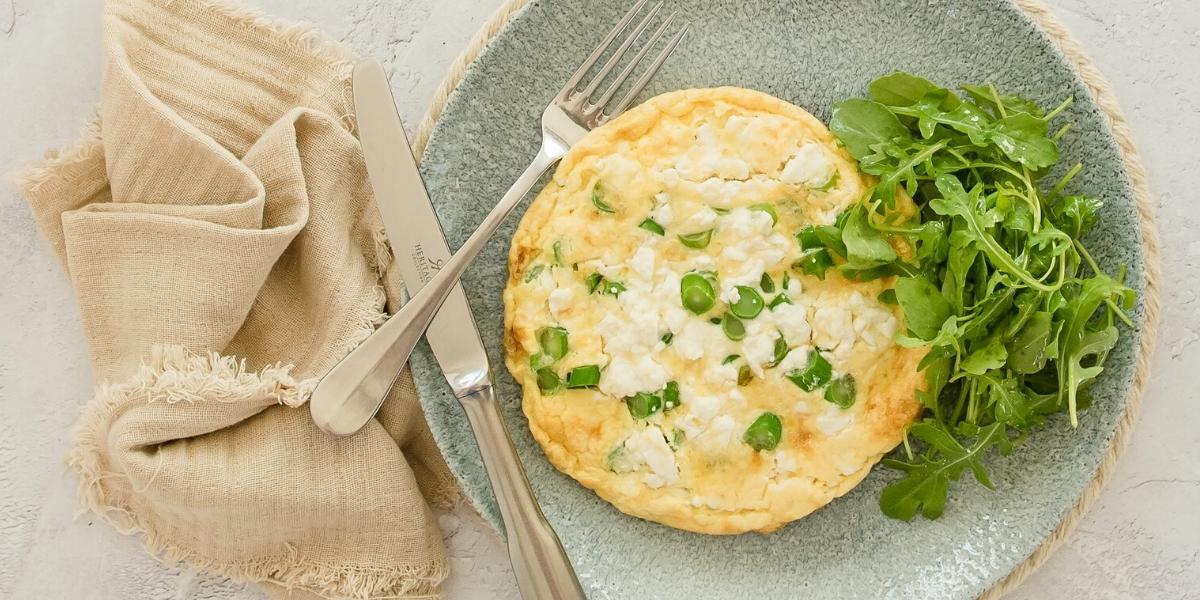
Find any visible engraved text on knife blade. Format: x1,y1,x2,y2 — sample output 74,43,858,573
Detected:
410,242,444,285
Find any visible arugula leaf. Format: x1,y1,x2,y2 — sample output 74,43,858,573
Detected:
1050,194,1104,238
1004,290,1042,339
991,113,1059,169
869,72,949,107
958,287,1017,342
841,207,898,268
909,90,971,139
942,230,978,314
793,248,833,279
961,83,1045,117
915,221,949,265
959,337,1008,376
888,94,1058,168
793,223,846,279
591,184,616,213
984,373,1037,428
880,421,1009,520
894,276,953,340
893,99,992,145
814,224,848,258
1057,274,1129,425
869,137,950,204
916,353,952,415
1006,311,1053,373
829,98,911,160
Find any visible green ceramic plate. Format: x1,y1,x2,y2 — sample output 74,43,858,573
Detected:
410,1,1149,597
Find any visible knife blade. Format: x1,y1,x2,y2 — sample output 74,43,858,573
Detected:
348,60,490,399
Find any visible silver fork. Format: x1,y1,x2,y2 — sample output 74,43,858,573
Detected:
311,1,687,437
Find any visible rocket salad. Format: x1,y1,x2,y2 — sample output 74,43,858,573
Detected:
819,72,1135,520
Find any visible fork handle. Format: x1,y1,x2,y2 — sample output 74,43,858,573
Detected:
310,145,562,436
460,385,587,600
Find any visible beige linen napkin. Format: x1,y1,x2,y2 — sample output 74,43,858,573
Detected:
15,0,459,597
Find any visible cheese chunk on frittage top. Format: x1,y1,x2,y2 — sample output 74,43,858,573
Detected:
503,87,925,534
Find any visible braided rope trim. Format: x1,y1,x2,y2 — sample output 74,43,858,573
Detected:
413,1,1162,597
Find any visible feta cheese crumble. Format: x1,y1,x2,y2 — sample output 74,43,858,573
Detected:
618,426,679,488
810,290,899,358
780,143,836,187
599,354,668,399
650,194,674,226
547,287,574,319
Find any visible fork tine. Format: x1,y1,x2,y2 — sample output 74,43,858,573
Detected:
557,0,651,100
591,12,677,114
605,23,689,120
576,2,664,100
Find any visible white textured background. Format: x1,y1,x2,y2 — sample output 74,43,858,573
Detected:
0,1,1196,598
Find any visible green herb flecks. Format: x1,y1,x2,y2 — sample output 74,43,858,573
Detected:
565,364,601,389
601,280,627,296
680,271,717,314
678,229,714,249
766,335,790,368
591,183,616,213
816,170,841,192
607,442,632,473
586,272,626,297
730,286,765,319
523,264,544,283
670,428,686,450
737,365,753,387
785,349,832,391
721,313,746,341
767,293,792,310
824,374,857,409
662,381,681,411
625,391,662,419
743,412,783,451
639,218,665,236
552,241,566,266
536,368,563,395
760,273,776,294
536,326,569,361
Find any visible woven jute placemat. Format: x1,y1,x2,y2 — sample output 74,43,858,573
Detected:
410,0,1162,596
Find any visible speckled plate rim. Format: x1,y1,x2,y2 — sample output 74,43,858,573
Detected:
408,1,1162,597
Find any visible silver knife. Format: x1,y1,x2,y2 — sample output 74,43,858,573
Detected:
331,59,586,600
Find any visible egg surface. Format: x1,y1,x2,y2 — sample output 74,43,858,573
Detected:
504,87,924,534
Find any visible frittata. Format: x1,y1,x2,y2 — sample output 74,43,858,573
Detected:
503,87,924,534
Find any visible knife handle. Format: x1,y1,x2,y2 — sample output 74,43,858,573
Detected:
460,386,587,600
